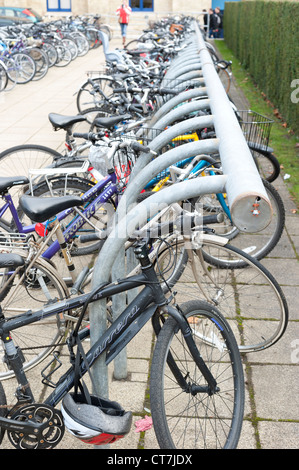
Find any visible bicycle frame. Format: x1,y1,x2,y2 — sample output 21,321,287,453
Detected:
145,154,232,221
0,241,218,437
0,171,118,263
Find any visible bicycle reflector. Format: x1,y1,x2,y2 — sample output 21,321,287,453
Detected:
35,223,48,237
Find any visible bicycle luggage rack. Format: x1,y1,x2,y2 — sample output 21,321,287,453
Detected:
0,232,29,252
89,21,273,401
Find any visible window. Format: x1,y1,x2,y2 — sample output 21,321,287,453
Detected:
130,0,154,12
47,0,71,12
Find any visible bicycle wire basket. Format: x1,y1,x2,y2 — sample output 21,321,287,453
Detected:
238,110,274,147
0,232,29,253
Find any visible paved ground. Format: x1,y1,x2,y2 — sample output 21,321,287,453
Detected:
0,35,298,451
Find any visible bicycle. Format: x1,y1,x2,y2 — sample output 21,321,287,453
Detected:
0,200,245,449
0,138,148,285
0,185,288,383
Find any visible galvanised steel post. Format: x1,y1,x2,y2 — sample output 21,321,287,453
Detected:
89,25,272,400
193,22,272,231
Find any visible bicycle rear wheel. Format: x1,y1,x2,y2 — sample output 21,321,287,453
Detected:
0,255,69,380
155,235,288,353
41,42,58,67
0,144,62,217
150,299,244,449
0,62,8,91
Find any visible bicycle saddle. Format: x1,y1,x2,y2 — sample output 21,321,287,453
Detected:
94,114,131,129
20,195,83,223
0,176,29,193
48,113,86,130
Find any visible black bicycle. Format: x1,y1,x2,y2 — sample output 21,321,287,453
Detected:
0,195,244,450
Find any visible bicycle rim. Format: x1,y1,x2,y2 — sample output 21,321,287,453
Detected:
162,236,288,352
12,53,36,84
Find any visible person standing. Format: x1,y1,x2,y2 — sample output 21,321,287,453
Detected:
214,7,223,38
116,1,132,47
208,8,216,38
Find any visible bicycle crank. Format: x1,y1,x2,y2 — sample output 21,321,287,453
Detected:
7,403,64,449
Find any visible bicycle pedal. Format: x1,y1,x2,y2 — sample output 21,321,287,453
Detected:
41,351,63,388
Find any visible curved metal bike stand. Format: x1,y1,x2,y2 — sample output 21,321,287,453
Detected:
89,22,273,406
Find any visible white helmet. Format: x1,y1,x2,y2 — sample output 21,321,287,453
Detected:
61,393,132,445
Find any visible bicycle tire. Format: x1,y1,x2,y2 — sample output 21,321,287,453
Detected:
27,47,49,81
26,176,115,257
217,67,231,93
54,44,72,67
0,381,6,443
0,254,69,380
155,235,288,353
190,178,285,262
0,57,18,90
69,33,89,57
0,62,8,91
85,28,101,49
10,52,36,84
99,24,113,40
62,38,78,60
249,146,280,183
41,42,58,67
150,299,244,449
124,39,143,51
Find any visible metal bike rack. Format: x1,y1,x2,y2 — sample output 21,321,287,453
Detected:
89,23,273,399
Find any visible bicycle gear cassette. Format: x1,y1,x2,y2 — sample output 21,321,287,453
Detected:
7,403,64,449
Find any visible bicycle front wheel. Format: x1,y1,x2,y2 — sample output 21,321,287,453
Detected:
150,299,244,449
11,52,36,84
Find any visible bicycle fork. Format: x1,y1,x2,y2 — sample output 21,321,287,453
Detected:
160,304,219,396
135,239,219,396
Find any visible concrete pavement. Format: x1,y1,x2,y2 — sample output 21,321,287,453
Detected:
0,35,298,450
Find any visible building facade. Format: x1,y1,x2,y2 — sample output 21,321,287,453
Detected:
0,0,213,20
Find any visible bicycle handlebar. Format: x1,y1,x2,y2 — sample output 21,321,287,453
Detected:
113,86,177,96
79,212,224,244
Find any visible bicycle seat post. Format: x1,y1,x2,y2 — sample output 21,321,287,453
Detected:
50,216,77,283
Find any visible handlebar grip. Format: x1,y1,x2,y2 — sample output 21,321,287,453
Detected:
73,132,100,141
202,213,224,225
159,87,177,95
130,141,151,153
113,87,127,93
73,132,90,139
79,231,108,243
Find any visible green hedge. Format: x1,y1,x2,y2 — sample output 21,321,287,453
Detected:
224,1,299,135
